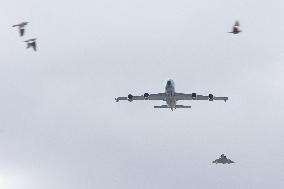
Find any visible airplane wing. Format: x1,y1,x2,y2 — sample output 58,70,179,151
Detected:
115,93,166,102
115,95,144,102
228,159,235,163
175,93,207,100
174,93,228,102
146,93,167,100
212,159,218,164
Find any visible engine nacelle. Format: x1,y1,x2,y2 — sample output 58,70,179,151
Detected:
192,93,197,99
144,93,150,99
128,94,133,101
209,94,214,101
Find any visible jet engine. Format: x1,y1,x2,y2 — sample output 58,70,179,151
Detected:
209,94,214,101
128,94,133,101
192,93,197,99
144,93,150,99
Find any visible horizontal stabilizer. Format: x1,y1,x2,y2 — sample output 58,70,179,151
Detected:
175,105,191,108
154,105,169,108
154,105,191,108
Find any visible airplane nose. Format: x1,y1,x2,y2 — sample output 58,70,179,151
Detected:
167,80,171,85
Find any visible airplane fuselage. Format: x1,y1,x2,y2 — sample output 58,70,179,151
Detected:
165,79,176,110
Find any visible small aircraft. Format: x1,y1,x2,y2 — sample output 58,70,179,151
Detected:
228,21,241,34
212,154,235,164
115,79,228,111
24,38,37,51
12,22,28,36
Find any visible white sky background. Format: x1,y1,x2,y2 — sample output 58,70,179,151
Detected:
1,0,284,188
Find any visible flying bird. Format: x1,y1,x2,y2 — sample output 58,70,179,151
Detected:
212,154,235,164
24,38,37,51
12,22,28,36
228,21,241,34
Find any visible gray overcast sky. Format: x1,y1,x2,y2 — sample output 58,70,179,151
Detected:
1,0,284,188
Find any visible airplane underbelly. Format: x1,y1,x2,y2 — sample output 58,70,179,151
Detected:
166,97,176,107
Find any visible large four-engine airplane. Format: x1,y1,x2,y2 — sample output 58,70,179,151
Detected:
115,79,228,111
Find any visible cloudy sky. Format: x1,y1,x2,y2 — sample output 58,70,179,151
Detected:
1,0,284,188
